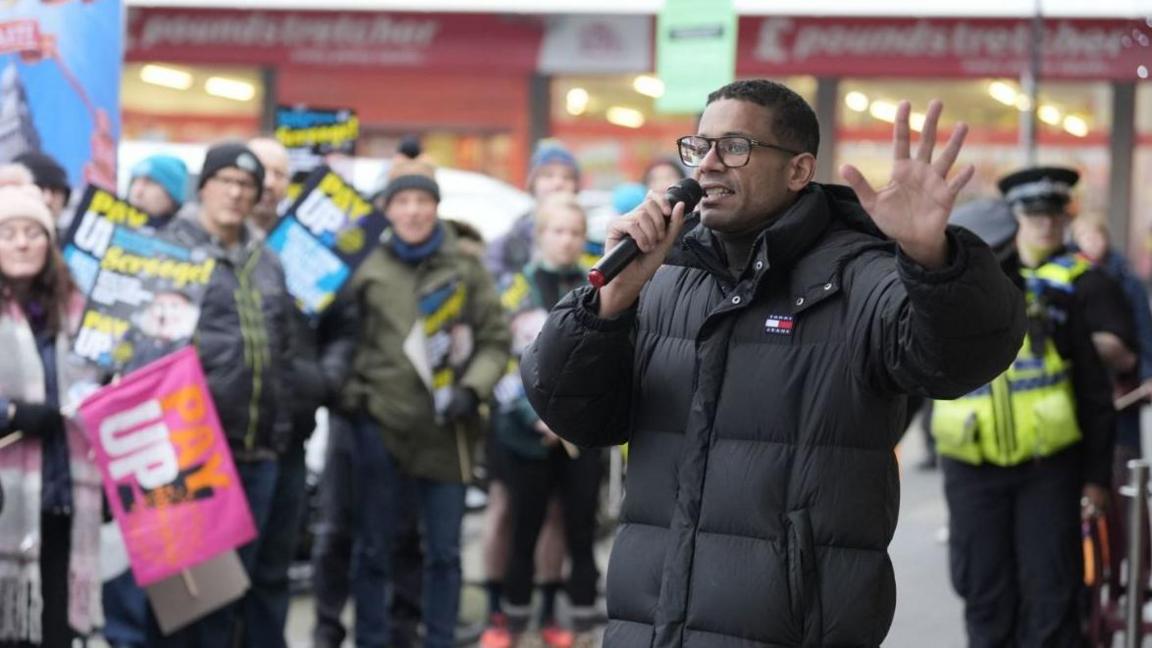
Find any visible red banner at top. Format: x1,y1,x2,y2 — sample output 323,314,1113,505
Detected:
737,16,1151,80
127,10,1150,80
126,8,544,72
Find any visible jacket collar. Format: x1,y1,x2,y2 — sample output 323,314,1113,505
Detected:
681,183,869,280
170,213,259,265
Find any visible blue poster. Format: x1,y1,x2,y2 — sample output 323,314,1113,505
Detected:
267,166,388,315
0,0,121,190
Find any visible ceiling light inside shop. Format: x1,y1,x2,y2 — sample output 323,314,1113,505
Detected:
205,77,256,102
606,106,645,129
566,88,590,116
1014,95,1033,112
868,101,898,123
633,75,665,99
1062,115,1089,137
1139,65,1149,80
1037,105,1063,125
987,81,1018,106
867,101,923,132
844,91,869,112
140,64,193,91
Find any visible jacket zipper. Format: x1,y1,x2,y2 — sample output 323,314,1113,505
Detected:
238,248,265,452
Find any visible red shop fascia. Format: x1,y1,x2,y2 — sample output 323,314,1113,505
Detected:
126,8,548,181
127,8,1151,175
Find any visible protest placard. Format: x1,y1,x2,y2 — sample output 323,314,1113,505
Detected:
275,105,358,174
78,347,255,586
62,186,163,297
266,166,387,314
63,187,214,371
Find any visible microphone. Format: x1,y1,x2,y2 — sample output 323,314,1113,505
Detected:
588,178,703,289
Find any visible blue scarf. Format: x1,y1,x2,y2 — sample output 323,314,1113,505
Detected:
388,222,445,264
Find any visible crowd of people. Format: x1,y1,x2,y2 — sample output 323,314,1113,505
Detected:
0,120,644,648
0,76,1149,648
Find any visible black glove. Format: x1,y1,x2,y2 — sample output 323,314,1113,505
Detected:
9,401,64,438
443,387,479,421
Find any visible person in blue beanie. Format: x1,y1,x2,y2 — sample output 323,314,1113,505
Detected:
485,141,581,283
481,140,581,645
126,154,188,222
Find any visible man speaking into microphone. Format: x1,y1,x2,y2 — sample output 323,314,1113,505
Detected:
520,79,1025,647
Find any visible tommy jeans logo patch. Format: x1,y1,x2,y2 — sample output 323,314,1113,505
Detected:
765,315,794,335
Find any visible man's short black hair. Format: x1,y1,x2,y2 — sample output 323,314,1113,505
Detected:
707,79,820,156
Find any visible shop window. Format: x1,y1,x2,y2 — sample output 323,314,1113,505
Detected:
357,129,515,187
836,78,1111,212
549,74,814,189
122,62,263,143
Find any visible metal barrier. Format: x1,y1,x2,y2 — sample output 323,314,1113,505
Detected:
1122,459,1150,648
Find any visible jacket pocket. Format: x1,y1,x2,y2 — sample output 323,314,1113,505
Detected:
785,509,823,646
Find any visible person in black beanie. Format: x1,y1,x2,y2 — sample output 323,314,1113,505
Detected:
139,141,295,646
13,150,71,226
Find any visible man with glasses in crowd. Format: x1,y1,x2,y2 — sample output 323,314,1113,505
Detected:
519,79,1026,646
155,141,299,644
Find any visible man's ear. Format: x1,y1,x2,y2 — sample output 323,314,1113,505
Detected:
788,154,817,191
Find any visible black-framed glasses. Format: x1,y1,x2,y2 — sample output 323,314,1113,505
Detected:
676,135,801,168
210,174,259,194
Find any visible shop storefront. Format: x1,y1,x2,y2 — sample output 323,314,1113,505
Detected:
126,8,1150,259
126,8,544,184
737,16,1146,225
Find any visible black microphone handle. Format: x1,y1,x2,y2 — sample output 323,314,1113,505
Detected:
587,235,642,288
588,178,701,289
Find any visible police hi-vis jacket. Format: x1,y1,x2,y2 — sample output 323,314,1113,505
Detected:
933,251,1118,486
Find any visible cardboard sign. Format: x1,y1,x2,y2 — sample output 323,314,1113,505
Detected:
78,348,255,586
266,166,388,314
145,550,250,635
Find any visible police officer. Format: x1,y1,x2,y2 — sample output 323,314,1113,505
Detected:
935,166,1132,647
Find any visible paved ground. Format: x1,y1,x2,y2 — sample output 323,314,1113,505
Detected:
97,415,1152,646
279,425,967,648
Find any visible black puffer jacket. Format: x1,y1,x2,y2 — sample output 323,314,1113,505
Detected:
521,184,1025,647
166,217,296,456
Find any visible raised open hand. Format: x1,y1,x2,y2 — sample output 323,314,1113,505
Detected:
841,100,975,269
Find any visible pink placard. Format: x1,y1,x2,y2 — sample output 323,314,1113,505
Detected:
78,346,255,586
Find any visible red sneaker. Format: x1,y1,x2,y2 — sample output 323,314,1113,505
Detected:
539,623,574,648
480,625,515,648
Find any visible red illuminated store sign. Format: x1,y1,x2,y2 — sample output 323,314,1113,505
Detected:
738,17,1151,80
128,10,1150,80
126,8,544,72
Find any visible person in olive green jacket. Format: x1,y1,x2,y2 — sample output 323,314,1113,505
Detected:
341,161,511,648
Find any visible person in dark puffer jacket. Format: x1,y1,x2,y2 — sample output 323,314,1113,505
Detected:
520,80,1026,647
152,141,298,646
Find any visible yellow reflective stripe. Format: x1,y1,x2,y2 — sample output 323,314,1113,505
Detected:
934,328,1080,465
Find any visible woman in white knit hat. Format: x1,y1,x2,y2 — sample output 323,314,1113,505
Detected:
0,184,102,647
